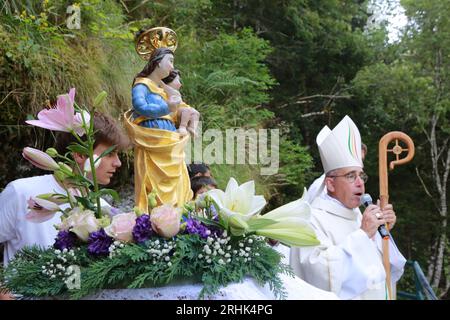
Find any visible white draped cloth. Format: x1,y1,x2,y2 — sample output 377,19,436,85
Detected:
290,196,406,300
81,244,338,300
83,274,338,300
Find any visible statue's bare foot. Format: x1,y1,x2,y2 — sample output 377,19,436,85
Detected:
187,127,198,138
178,127,189,136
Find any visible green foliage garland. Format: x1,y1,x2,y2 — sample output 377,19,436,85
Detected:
1,234,291,300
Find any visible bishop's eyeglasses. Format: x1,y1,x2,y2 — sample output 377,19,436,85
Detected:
327,171,368,183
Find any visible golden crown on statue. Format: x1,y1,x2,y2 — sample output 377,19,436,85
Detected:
135,27,178,60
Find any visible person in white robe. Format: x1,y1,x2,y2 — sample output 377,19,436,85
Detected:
290,115,406,300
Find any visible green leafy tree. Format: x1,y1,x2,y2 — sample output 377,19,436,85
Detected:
208,0,372,144
178,28,276,128
352,0,450,298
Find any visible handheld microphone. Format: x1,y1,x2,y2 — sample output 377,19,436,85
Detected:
360,193,390,238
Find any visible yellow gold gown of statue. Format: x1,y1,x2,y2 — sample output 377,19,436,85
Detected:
124,78,193,211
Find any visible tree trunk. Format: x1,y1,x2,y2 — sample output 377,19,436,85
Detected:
431,230,447,289
427,238,437,282
425,110,449,290
439,238,450,298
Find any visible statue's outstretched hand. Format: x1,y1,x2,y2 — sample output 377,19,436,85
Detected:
187,108,200,138
161,83,181,112
167,95,182,112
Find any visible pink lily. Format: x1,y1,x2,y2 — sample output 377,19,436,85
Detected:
73,110,91,136
26,88,90,136
25,197,60,223
22,147,60,171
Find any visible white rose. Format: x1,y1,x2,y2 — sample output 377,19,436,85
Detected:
104,212,137,243
65,208,99,241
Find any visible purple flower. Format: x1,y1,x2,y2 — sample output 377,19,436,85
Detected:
132,214,153,243
54,230,77,250
87,228,114,256
185,218,211,239
209,225,223,237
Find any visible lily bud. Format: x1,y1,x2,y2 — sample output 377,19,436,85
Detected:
54,162,73,183
97,215,112,229
93,90,107,107
147,192,158,210
133,206,145,217
22,147,60,171
58,162,73,175
54,170,67,183
36,193,68,205
45,147,59,158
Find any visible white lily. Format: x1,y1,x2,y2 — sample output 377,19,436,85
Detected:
205,180,320,246
206,178,266,221
251,189,319,246
255,217,320,247
261,188,310,222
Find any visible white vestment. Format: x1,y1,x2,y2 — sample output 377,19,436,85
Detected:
306,174,327,204
290,196,406,300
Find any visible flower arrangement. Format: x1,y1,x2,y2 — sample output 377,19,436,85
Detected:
0,89,319,300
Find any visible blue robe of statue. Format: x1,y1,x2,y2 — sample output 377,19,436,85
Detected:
132,82,177,131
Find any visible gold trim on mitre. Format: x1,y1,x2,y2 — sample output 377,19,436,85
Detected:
135,27,178,60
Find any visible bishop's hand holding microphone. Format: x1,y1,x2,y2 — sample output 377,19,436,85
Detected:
359,193,394,239
360,194,390,238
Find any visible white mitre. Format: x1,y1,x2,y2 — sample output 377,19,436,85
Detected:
317,115,363,173
310,115,363,201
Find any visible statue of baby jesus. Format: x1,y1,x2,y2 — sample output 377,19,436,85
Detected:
161,70,200,137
